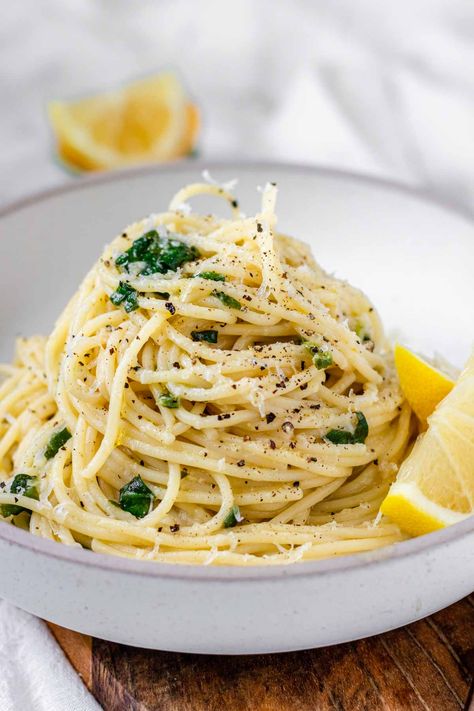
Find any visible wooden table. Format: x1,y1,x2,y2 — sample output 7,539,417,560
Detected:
48,594,474,711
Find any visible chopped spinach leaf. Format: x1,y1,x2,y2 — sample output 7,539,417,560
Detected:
313,351,333,369
0,503,25,518
223,504,243,528
110,282,139,312
0,474,39,518
119,475,154,519
325,412,369,445
191,329,218,343
115,233,152,268
352,411,369,443
302,341,333,370
355,322,371,343
45,427,72,459
195,271,226,282
325,428,354,445
212,290,241,310
116,230,200,276
158,391,180,408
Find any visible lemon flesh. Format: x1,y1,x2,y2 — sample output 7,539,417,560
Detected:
394,344,455,424
381,351,474,535
49,73,199,171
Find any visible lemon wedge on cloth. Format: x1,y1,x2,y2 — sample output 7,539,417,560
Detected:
49,73,199,171
394,343,455,424
381,351,474,536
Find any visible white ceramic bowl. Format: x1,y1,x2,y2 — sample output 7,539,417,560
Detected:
0,162,473,654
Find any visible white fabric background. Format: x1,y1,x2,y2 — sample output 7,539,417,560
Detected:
0,1,473,709
2,0,474,211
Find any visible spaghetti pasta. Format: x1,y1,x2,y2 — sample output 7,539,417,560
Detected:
0,181,413,565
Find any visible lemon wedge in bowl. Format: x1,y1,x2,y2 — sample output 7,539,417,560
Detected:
49,72,200,171
394,343,455,425
381,351,474,536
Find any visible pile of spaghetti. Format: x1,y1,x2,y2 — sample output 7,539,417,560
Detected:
0,181,413,564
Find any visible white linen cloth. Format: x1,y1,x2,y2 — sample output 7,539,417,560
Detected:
0,601,100,711
0,1,473,709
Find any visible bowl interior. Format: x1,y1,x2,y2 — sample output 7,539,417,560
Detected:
1,163,473,368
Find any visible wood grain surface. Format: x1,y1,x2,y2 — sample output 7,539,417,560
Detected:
48,594,474,711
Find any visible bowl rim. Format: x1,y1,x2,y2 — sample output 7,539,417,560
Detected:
2,158,474,224
0,158,473,582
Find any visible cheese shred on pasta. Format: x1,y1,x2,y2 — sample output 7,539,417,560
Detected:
0,181,413,565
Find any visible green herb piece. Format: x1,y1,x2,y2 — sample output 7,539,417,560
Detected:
115,233,152,268
354,322,371,343
313,351,333,369
302,341,333,370
212,290,242,310
45,427,72,459
119,475,154,519
325,412,369,445
0,502,24,518
325,428,354,445
191,330,218,343
0,474,39,518
110,282,139,313
146,238,199,275
223,504,243,528
10,474,39,499
11,510,31,530
115,230,199,276
195,271,226,282
352,411,369,443
155,291,170,299
158,391,180,408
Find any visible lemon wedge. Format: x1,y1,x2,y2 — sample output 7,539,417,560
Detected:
394,343,455,424
49,73,199,171
381,351,474,536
